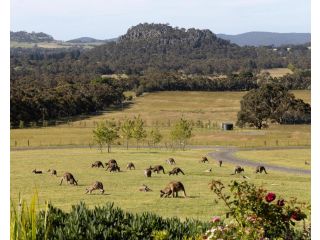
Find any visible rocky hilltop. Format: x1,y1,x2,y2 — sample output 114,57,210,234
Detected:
119,23,231,47
10,31,55,42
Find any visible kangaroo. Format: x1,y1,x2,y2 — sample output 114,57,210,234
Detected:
109,164,120,172
85,181,104,194
139,184,152,192
47,169,57,176
127,162,135,170
255,165,268,174
204,168,212,173
168,167,185,176
199,156,209,163
231,166,244,175
152,165,165,174
166,158,176,165
32,169,42,174
60,172,78,185
91,161,104,168
144,167,152,177
218,160,222,167
105,159,118,170
160,181,187,198
305,161,310,165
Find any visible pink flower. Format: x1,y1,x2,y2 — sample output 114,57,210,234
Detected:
210,216,221,223
265,192,276,202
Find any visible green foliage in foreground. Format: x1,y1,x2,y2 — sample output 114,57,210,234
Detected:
34,202,209,240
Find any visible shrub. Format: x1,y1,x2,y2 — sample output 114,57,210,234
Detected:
36,202,210,239
205,180,310,240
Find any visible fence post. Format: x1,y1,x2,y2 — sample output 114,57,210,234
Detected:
27,139,30,147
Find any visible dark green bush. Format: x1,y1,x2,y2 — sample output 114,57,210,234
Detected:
36,202,210,240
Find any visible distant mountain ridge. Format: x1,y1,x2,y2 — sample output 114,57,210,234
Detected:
10,31,55,42
217,32,311,47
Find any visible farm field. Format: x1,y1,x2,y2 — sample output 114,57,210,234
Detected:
235,149,311,170
10,90,311,148
10,147,311,221
260,68,293,77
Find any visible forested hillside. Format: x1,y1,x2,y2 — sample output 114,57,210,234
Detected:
217,32,311,47
10,31,55,42
10,23,311,125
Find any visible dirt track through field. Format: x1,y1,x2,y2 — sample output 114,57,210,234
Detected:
11,145,310,175
207,146,310,175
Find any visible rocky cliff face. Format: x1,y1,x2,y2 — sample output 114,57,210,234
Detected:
119,23,230,47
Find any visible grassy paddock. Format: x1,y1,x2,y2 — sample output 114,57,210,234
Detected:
235,149,311,170
10,91,311,148
11,147,310,221
260,68,293,78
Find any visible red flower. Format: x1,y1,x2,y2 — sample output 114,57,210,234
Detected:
277,199,285,206
291,211,303,221
210,216,221,223
265,192,276,202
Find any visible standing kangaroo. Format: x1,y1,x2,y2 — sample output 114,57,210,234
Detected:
168,167,185,176
85,181,104,194
127,162,135,170
91,161,104,168
60,172,78,185
218,160,222,167
255,165,268,174
144,166,152,177
160,181,187,198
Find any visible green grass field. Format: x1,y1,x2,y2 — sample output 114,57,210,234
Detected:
11,147,310,221
235,149,311,170
10,91,311,148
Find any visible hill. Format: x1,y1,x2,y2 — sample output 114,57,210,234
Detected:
10,31,55,42
217,32,311,47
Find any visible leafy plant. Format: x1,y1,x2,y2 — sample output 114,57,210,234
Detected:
205,180,309,239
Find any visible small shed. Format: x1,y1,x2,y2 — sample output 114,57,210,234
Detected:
221,122,233,131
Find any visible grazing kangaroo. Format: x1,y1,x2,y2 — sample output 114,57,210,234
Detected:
231,166,244,175
91,161,104,168
255,165,268,174
204,168,212,173
169,167,185,176
218,160,222,167
85,181,104,194
144,167,152,177
47,169,57,176
60,172,78,185
139,184,152,192
105,159,118,170
160,181,187,198
305,161,310,165
166,158,176,165
152,165,165,174
199,156,209,163
109,164,120,172
32,169,42,174
127,162,135,170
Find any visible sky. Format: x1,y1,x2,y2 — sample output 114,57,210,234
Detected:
10,0,311,41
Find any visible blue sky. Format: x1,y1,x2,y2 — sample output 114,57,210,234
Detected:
11,0,311,40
